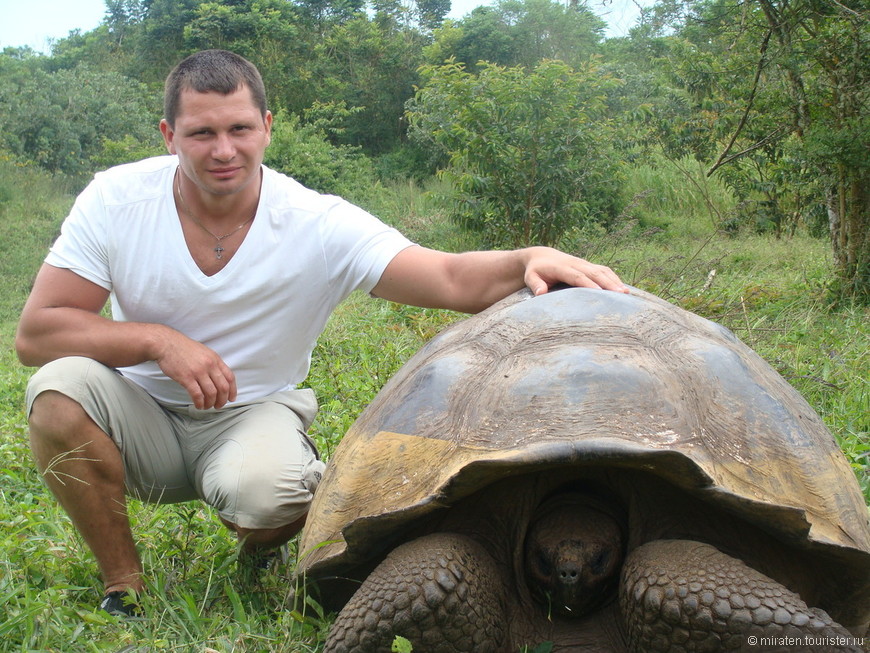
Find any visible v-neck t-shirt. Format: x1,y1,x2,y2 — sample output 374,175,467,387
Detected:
45,155,413,406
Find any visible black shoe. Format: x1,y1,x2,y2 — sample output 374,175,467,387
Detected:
237,543,290,586
99,590,143,619
239,543,290,572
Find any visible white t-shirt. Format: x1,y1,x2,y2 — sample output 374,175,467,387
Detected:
46,156,413,406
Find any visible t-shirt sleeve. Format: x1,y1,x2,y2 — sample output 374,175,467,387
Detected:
45,178,113,291
320,198,414,297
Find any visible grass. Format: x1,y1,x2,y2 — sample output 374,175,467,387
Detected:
0,155,866,651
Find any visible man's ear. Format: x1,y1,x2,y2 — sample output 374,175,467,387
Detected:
264,111,273,146
159,119,176,154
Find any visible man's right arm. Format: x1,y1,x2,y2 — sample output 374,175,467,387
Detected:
16,264,237,409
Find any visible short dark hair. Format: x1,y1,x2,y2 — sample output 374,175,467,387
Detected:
163,50,268,128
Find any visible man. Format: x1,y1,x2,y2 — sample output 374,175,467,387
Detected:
15,49,627,617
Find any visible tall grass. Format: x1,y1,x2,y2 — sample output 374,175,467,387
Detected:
0,155,866,651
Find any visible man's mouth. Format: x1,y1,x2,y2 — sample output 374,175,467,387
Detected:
210,167,240,179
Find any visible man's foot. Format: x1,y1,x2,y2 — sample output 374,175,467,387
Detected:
237,543,290,585
98,590,144,619
244,543,290,570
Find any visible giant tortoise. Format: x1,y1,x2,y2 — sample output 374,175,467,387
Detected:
298,287,870,652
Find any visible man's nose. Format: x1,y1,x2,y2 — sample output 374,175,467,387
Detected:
212,133,236,161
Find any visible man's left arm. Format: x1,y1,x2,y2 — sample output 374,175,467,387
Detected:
371,245,628,314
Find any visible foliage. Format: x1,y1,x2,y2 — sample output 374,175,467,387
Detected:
427,0,606,70
263,110,379,205
183,0,300,54
296,0,367,28
0,0,863,296
308,17,427,153
48,0,427,157
0,58,160,177
0,157,74,331
0,0,861,296
408,58,624,247
184,0,309,116
627,0,870,299
90,135,168,170
372,141,443,182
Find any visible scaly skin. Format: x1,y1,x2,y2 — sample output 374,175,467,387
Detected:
524,496,624,618
324,533,507,653
620,540,865,653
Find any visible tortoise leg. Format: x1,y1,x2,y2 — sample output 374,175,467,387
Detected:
620,539,864,653
324,532,507,653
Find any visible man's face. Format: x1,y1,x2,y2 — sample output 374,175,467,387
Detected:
160,84,272,198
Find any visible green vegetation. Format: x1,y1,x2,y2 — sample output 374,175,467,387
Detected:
0,0,867,646
408,59,622,247
2,0,867,296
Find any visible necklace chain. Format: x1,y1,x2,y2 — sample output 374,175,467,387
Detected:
175,169,256,260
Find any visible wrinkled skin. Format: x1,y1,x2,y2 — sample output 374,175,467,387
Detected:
322,478,865,653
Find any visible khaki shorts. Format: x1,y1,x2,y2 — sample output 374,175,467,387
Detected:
25,356,326,530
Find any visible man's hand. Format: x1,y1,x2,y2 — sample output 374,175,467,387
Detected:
151,327,237,410
17,264,236,410
521,247,628,296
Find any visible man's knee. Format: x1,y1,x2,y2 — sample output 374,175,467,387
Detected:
223,510,309,550
28,390,98,443
233,467,313,530
203,438,325,531
26,357,104,436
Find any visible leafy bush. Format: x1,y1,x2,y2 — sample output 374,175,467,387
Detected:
90,134,168,170
0,58,159,177
264,110,379,205
373,142,442,182
408,59,625,248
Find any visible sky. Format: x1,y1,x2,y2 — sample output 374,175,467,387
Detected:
0,0,652,54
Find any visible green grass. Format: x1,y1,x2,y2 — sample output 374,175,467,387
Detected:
0,155,866,650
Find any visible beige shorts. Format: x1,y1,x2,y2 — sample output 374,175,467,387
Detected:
25,356,326,530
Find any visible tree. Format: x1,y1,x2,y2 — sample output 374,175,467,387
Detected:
640,0,869,298
783,0,869,299
295,0,367,32
428,0,606,69
129,0,202,83
408,59,624,247
264,110,378,203
308,17,426,153
182,0,304,112
415,0,451,32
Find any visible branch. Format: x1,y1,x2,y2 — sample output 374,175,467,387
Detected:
828,0,861,17
707,126,787,175
706,30,772,177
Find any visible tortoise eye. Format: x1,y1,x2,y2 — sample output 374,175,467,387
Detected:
534,550,552,577
591,550,610,575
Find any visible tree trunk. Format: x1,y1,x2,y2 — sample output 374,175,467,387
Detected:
758,0,868,300
842,173,870,299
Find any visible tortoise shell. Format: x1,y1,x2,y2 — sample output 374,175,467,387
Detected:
298,287,869,626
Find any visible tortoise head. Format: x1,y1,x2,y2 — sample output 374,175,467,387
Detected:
523,490,624,618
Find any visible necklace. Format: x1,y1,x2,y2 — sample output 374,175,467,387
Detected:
175,171,256,260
